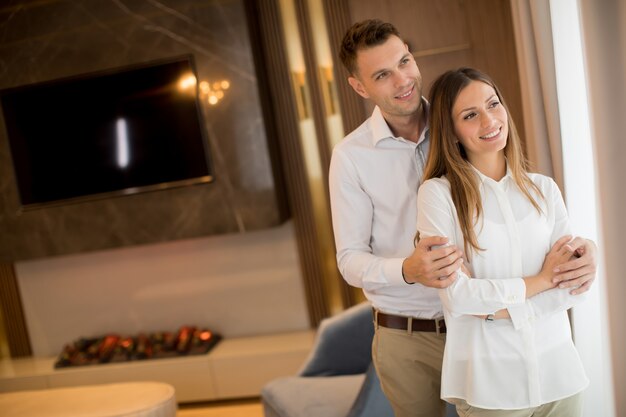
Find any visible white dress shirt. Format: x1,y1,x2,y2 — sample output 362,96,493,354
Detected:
329,103,443,318
416,167,588,409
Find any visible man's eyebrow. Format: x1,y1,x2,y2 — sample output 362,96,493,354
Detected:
369,53,412,80
370,68,388,80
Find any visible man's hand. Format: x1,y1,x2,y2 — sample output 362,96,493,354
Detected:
402,236,463,288
552,237,598,295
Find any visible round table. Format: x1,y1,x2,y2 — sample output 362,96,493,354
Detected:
0,381,177,417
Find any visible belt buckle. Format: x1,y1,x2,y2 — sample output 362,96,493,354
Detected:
435,318,442,335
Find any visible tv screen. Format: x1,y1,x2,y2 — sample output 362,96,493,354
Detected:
0,55,213,209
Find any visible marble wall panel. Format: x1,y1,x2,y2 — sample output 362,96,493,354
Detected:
0,0,287,261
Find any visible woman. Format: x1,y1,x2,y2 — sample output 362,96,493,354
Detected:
416,67,588,416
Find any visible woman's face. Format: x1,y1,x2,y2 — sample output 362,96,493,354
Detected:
451,80,508,163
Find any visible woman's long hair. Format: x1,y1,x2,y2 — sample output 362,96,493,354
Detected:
423,67,544,257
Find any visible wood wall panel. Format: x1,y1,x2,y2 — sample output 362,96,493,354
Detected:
347,0,470,52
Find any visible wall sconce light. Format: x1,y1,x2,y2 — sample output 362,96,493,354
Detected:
291,71,310,120
199,80,230,106
318,66,338,115
178,74,230,106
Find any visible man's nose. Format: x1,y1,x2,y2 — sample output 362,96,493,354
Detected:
393,72,411,89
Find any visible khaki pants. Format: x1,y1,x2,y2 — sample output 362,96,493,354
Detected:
372,324,446,417
454,392,583,417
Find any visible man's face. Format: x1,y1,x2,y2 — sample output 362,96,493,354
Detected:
348,35,423,120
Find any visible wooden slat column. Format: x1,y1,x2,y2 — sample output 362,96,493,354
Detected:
292,0,357,310
245,0,330,326
321,0,367,135
0,262,32,357
319,0,368,307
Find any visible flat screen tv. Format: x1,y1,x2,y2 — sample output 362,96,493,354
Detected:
0,55,213,209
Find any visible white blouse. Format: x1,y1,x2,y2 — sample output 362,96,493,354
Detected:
416,168,588,410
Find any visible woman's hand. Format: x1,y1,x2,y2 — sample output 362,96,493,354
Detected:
552,238,598,295
523,235,576,298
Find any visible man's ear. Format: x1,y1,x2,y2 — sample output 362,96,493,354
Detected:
348,76,370,99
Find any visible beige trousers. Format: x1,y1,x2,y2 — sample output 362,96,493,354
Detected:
453,392,583,417
372,324,446,417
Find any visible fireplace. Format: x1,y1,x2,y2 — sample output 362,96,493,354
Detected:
55,326,221,368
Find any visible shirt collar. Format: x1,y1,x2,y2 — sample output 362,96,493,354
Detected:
371,98,430,146
470,160,513,185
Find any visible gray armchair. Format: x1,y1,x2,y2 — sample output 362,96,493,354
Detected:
261,301,459,417
261,301,393,417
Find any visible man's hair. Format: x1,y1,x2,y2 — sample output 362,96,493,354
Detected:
339,19,401,75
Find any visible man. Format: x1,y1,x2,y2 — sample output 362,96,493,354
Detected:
328,19,596,417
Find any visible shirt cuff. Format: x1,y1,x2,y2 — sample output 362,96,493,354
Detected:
502,278,526,305
384,258,407,286
507,303,534,330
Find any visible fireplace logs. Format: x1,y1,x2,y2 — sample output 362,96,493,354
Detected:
54,326,221,368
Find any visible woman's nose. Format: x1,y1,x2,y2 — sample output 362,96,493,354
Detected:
481,113,496,128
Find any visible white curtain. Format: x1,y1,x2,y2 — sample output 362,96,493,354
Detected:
511,1,620,416
579,1,626,416
510,0,563,188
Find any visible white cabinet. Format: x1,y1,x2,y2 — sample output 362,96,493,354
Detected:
0,331,315,403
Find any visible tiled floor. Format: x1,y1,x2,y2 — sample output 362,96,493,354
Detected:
177,398,263,417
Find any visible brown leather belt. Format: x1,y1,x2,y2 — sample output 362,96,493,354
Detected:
374,309,446,334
